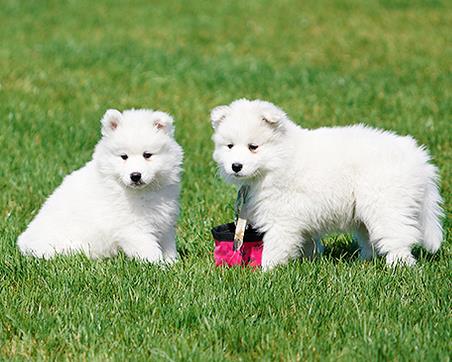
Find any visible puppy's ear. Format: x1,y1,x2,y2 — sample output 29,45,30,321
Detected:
211,105,230,129
152,111,174,135
101,109,122,135
259,102,287,128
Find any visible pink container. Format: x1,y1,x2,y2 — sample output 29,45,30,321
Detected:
212,223,264,267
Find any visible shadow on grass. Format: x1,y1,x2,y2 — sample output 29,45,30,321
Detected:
323,243,361,262
319,234,361,262
319,237,443,264
411,246,443,263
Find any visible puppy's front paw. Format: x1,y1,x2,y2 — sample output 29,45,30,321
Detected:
261,263,275,272
129,249,164,264
261,256,285,272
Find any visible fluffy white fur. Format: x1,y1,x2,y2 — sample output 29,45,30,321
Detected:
211,99,443,270
18,109,183,263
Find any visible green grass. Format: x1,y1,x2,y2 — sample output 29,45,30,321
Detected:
1,0,451,360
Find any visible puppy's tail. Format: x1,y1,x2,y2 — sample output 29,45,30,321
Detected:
419,165,443,253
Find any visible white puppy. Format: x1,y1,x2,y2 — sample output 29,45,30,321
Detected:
211,99,443,270
18,109,183,263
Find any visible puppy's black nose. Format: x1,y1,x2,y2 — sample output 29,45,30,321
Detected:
130,172,142,182
232,163,243,173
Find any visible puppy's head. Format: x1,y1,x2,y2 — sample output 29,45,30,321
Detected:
211,99,288,184
94,109,183,190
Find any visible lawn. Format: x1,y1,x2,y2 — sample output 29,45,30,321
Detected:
0,0,451,360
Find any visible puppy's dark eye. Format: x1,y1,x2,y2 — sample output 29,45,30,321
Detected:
143,152,152,159
120,154,128,160
227,144,234,149
248,144,259,152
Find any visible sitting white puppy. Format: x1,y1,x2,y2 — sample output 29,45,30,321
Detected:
211,99,443,270
18,109,183,263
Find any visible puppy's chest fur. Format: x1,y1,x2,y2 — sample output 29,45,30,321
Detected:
106,185,179,234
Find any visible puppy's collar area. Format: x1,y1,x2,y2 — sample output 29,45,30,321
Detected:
233,185,250,251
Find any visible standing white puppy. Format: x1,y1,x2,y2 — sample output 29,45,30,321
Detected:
18,109,183,263
211,99,443,270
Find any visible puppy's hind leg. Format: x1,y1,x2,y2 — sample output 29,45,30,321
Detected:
18,234,58,259
353,223,375,260
301,235,324,259
356,182,423,267
365,213,420,267
17,230,84,259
